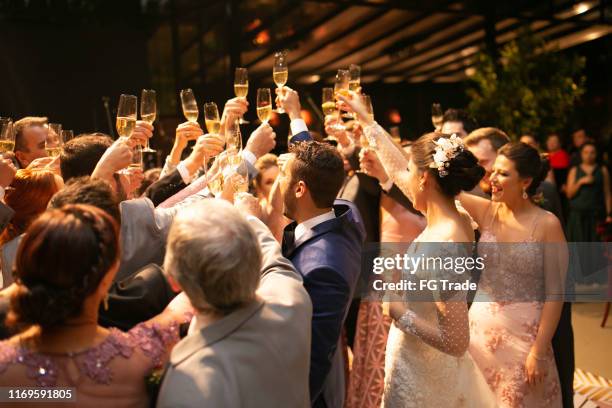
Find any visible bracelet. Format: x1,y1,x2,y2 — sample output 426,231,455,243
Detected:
395,309,418,335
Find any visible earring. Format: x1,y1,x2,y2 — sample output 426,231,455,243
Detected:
522,189,528,200
103,294,109,311
419,184,424,191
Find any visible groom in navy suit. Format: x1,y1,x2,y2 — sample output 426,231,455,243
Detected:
279,141,366,408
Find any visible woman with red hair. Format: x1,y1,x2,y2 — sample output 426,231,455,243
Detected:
0,169,63,286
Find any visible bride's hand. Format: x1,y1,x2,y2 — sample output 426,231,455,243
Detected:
337,91,373,126
386,301,407,321
525,351,547,386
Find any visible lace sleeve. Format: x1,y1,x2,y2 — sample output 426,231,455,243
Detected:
364,122,411,198
393,243,472,356
128,321,182,368
396,300,470,357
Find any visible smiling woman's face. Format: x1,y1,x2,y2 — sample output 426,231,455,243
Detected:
489,154,524,202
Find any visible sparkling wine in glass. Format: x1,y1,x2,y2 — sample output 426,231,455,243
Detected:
234,67,250,124
180,89,199,122
230,155,249,195
0,118,15,157
334,69,350,99
141,89,157,152
323,87,343,133
431,102,443,131
225,117,242,153
257,88,272,123
116,94,137,140
46,123,64,157
204,102,221,135
322,87,336,116
348,64,361,92
273,51,288,114
130,144,143,169
362,94,377,150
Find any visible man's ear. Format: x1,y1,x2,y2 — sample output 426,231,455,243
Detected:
295,180,307,198
14,151,28,167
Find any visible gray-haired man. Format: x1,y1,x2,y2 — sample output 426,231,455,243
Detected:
157,197,312,408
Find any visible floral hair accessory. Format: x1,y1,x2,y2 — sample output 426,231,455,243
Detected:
429,134,464,177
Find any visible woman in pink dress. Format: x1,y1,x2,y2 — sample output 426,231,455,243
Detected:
0,204,191,408
459,142,567,407
346,147,426,408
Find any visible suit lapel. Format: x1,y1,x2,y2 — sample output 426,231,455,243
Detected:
169,298,264,366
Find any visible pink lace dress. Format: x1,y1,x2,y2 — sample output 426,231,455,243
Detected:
0,321,182,407
469,206,562,407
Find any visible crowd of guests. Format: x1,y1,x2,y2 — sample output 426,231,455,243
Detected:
0,85,608,408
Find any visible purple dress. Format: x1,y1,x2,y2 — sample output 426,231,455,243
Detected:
0,321,181,407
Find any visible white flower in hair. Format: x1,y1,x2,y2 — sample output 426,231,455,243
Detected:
429,133,464,177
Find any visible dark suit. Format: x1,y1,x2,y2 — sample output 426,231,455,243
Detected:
0,203,14,236
282,200,365,408
338,147,420,347
144,169,186,206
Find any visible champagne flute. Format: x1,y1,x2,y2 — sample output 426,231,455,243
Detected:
62,130,74,142
361,94,377,150
116,94,138,140
322,87,336,116
257,88,272,124
334,69,350,99
46,123,64,157
204,102,221,135
431,102,443,131
0,118,15,157
180,89,199,122
234,67,250,124
225,115,242,153
130,144,143,169
345,64,362,119
141,89,157,152
349,64,361,92
229,154,249,196
273,51,288,114
322,87,344,133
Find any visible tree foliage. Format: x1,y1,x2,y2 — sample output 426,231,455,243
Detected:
467,30,586,141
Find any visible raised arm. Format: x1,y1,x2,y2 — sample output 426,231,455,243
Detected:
338,92,412,198
457,192,494,230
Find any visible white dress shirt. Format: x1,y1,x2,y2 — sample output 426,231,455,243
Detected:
294,210,336,245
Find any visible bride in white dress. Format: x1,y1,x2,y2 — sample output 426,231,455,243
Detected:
340,93,497,407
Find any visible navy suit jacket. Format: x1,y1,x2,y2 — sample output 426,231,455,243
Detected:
288,130,312,145
282,200,365,407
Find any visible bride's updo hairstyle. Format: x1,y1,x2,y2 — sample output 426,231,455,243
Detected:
7,204,119,330
498,142,550,197
411,132,485,197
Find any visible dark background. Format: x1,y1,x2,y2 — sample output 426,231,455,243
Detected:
1,1,610,161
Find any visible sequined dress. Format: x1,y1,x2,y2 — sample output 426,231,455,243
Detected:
0,321,181,407
468,206,562,407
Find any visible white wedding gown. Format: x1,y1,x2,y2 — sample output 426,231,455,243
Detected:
362,123,497,407
381,238,497,408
